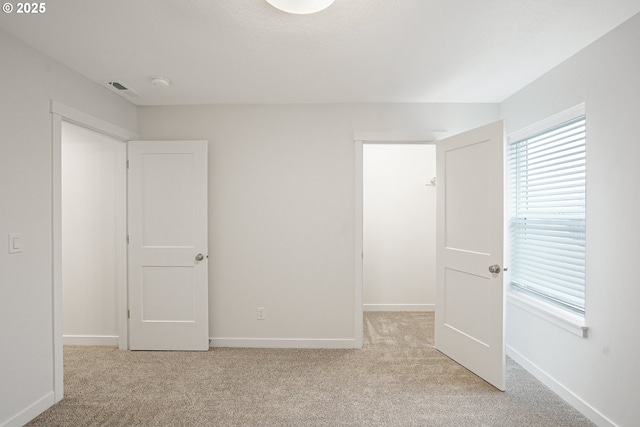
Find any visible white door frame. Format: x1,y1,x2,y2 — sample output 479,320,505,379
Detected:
51,100,138,402
353,131,445,348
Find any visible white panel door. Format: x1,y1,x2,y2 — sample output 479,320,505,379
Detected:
435,120,506,390
128,140,209,351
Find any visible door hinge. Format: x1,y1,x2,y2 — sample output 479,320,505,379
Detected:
127,235,129,244
127,159,130,169
127,310,130,319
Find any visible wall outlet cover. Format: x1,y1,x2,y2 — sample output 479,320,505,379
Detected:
9,233,22,254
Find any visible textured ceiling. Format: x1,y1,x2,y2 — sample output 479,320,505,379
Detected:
1,0,639,105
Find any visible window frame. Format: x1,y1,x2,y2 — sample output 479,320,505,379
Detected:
506,103,588,338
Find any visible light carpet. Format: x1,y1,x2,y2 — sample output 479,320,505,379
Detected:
27,312,594,426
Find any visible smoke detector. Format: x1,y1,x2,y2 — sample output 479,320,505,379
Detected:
150,76,171,86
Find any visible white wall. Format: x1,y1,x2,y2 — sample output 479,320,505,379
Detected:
62,122,125,346
500,12,640,427
137,103,499,346
0,30,136,426
363,144,436,311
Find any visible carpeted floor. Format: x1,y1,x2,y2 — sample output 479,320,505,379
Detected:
27,312,594,426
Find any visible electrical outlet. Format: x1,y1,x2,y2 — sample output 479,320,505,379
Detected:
257,307,266,320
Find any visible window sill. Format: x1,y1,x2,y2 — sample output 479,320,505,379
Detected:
507,291,588,338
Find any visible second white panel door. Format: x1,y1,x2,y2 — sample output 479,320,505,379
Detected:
128,140,209,351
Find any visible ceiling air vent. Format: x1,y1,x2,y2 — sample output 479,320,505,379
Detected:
103,80,139,98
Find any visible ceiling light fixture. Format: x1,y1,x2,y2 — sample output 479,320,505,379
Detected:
265,0,334,15
150,76,171,86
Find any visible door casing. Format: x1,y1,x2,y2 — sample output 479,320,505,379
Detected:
51,101,138,402
353,131,446,348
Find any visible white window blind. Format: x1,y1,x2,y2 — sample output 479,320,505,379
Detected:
509,115,586,315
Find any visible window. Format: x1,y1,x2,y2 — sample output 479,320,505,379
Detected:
509,108,586,315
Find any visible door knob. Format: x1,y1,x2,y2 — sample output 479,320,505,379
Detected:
488,264,501,274
195,253,204,261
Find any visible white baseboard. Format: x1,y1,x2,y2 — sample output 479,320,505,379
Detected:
364,304,435,312
63,334,118,346
0,391,54,427
507,345,617,427
210,338,358,349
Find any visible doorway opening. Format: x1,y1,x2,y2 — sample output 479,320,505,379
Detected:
362,143,436,312
61,121,126,348
51,101,137,401
355,121,507,390
353,134,441,348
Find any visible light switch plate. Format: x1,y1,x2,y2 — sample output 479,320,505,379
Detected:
9,233,22,254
